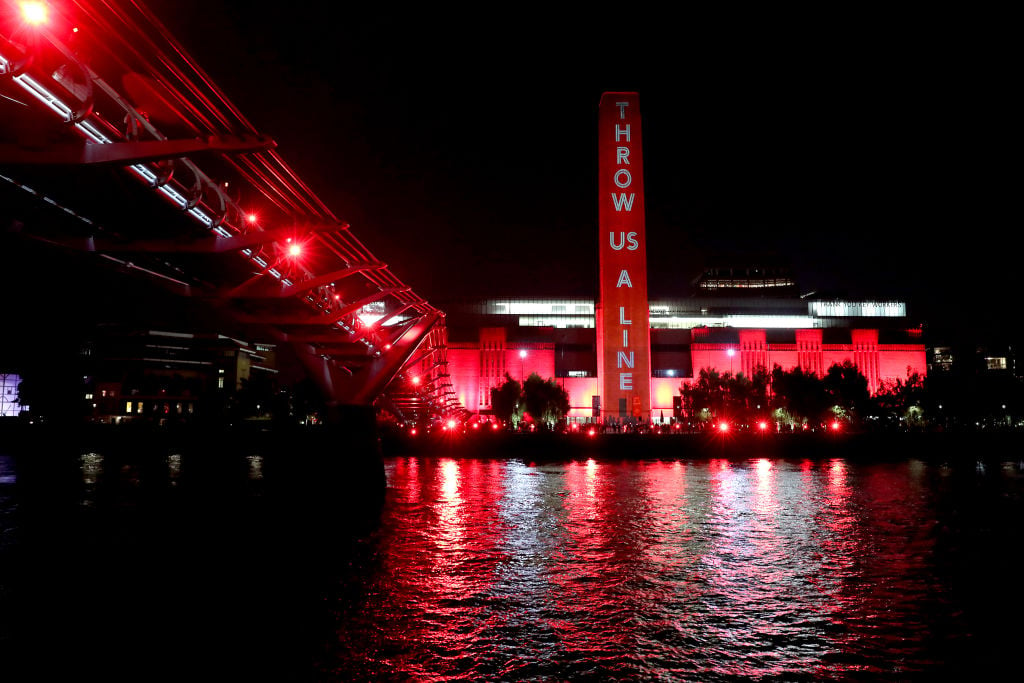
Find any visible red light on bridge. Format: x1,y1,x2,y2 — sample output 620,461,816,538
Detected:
20,1,48,26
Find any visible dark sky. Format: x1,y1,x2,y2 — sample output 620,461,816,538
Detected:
151,3,1017,342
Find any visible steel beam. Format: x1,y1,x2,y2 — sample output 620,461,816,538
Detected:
235,287,409,326
220,262,383,300
332,311,443,405
0,134,276,166
79,222,348,254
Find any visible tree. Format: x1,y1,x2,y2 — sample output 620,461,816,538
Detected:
824,360,870,424
681,366,770,425
875,370,927,429
770,365,828,425
522,372,571,430
725,365,770,420
681,368,728,420
490,373,523,428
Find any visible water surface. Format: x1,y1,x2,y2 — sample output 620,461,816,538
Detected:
2,443,1023,681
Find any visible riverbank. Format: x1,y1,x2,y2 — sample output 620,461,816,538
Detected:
0,420,387,512
4,419,1022,464
380,428,1024,462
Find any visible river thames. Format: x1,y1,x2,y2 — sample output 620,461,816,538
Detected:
2,431,1023,681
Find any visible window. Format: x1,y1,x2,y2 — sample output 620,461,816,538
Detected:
985,357,1007,371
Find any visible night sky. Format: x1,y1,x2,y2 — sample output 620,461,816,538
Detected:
150,4,1015,343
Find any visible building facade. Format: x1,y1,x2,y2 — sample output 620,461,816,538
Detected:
444,285,928,424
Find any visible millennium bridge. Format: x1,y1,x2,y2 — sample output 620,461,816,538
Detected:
1,0,463,430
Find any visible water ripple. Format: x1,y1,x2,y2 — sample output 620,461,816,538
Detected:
317,456,1018,681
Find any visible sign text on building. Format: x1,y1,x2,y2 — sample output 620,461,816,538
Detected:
597,92,651,419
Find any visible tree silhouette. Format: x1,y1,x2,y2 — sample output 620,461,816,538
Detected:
824,360,871,423
770,365,828,425
681,366,770,424
523,372,571,430
490,373,523,427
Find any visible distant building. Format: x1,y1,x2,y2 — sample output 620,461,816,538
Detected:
79,327,278,424
443,269,927,424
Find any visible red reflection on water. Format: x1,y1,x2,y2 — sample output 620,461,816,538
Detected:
334,457,948,680
548,458,637,659
636,460,692,572
367,457,508,676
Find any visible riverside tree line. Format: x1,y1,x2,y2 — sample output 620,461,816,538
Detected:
487,360,1021,432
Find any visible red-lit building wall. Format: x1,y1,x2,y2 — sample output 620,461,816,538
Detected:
448,326,927,420
447,342,483,416
563,376,600,419
687,328,927,394
651,377,678,418
877,346,929,388
448,331,555,414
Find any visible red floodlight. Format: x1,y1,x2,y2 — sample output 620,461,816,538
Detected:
718,422,729,433
831,421,841,431
446,419,456,430
758,421,768,431
287,243,302,257
20,2,48,26
245,212,258,224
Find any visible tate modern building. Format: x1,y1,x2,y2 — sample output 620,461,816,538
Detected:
445,93,927,423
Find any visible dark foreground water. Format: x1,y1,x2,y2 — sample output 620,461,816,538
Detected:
2,431,1024,681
